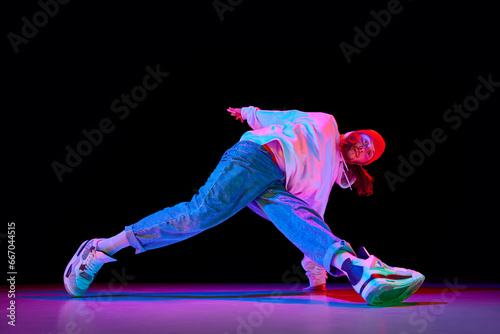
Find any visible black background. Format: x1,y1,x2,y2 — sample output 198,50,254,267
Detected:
4,0,500,285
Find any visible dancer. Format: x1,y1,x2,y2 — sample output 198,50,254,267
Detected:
64,106,424,306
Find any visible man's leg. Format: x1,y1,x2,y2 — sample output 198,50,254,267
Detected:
123,141,284,253
249,181,425,305
64,140,284,296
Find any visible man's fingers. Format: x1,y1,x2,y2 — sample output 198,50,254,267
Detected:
227,107,243,122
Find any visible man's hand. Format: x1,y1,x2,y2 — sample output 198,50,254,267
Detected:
227,107,244,123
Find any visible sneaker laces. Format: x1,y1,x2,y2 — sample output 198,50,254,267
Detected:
80,248,105,280
365,255,410,277
367,255,390,270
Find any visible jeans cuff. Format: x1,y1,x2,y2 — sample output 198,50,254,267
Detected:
125,225,147,254
322,240,356,277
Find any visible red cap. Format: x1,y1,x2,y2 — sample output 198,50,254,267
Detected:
356,130,386,165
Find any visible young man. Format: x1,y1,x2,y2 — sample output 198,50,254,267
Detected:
64,106,424,306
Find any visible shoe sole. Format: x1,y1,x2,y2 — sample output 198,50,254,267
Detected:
363,273,425,306
63,240,90,297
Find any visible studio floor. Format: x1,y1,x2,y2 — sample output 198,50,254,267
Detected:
1,282,499,334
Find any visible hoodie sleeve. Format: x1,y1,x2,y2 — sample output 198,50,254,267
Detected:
241,106,307,130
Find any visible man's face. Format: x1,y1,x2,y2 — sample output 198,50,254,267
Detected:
344,133,375,164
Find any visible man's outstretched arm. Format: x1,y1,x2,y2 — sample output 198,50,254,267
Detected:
227,106,307,130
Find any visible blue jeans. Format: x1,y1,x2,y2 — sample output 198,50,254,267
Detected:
125,140,354,277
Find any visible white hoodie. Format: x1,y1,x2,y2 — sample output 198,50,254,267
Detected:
240,106,355,218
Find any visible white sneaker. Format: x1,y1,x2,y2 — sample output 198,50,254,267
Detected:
342,251,425,306
64,239,116,297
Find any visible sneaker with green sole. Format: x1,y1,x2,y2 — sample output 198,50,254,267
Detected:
342,248,425,306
